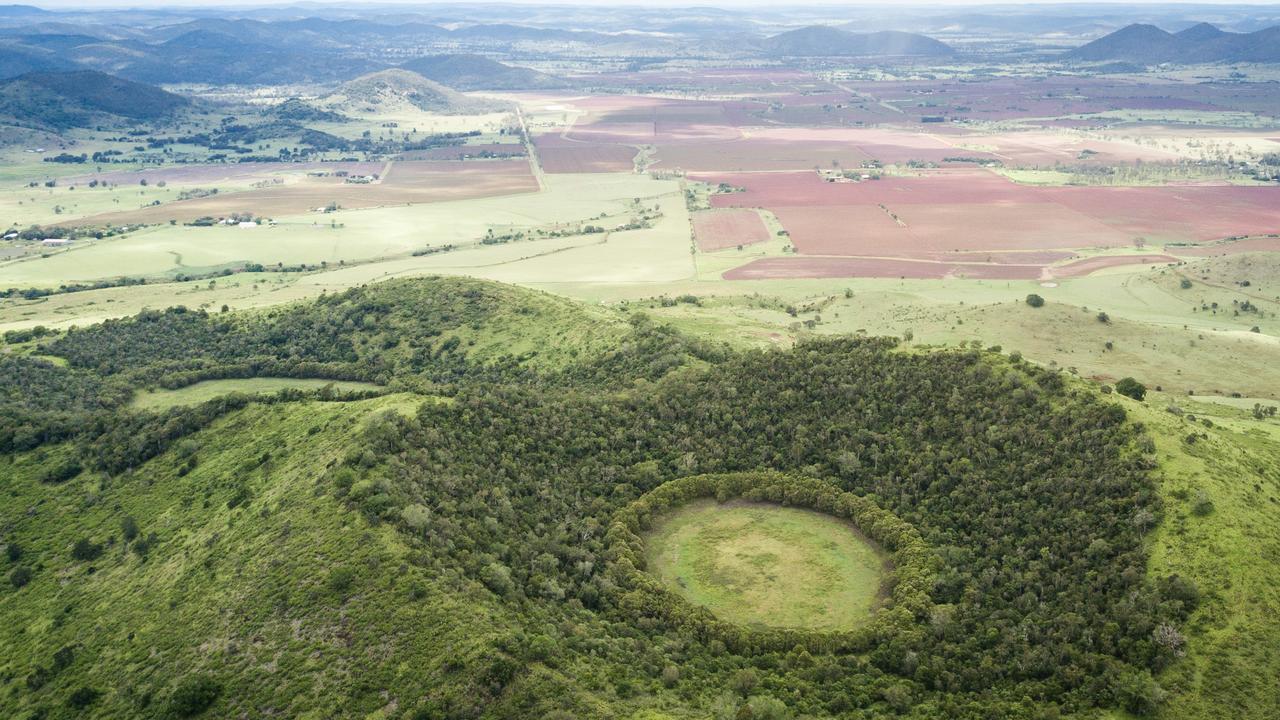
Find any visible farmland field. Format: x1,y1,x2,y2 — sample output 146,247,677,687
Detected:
691,208,770,251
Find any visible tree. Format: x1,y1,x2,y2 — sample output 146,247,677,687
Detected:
121,515,139,542
730,669,759,697
1115,377,1146,401
1025,294,1045,308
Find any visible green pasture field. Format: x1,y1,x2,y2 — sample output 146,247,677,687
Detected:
0,172,680,288
643,499,887,632
131,378,384,410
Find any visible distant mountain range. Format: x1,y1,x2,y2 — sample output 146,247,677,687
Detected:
762,26,954,57
1066,22,1280,64
398,54,568,92
0,69,188,130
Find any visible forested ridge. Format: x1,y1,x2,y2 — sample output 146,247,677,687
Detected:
0,277,1195,719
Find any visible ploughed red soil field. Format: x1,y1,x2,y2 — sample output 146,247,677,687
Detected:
701,169,1280,244
698,168,1280,279
651,128,997,171
400,144,525,161
562,95,753,143
692,209,771,251
839,76,1273,122
534,133,636,173
723,257,1044,280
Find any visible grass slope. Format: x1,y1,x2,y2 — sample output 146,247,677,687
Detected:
131,378,384,410
1127,395,1280,719
0,396,524,718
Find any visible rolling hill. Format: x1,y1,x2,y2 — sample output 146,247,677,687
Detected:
2,276,1270,718
762,25,954,57
320,69,507,115
0,69,188,130
398,54,568,91
1066,22,1280,64
0,42,74,80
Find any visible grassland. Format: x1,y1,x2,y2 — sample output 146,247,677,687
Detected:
131,377,383,410
1121,394,1280,719
644,500,887,631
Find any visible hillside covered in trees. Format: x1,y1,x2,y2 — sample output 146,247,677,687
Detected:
0,277,1252,719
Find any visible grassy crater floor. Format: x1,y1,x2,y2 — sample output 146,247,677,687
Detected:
643,499,888,631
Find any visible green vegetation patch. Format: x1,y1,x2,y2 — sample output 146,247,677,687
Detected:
131,377,384,410
644,499,889,631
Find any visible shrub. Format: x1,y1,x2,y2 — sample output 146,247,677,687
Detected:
166,675,221,718
1025,294,1045,308
41,459,83,484
67,686,101,709
327,566,356,594
1191,491,1214,517
9,566,33,588
1115,377,1146,401
121,515,140,542
71,538,103,561
745,695,789,719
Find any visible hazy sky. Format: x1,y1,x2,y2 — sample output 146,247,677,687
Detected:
28,0,1280,8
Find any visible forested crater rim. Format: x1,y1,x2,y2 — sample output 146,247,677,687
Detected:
605,472,934,655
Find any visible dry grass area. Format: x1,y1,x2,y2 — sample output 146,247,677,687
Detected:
62,160,537,224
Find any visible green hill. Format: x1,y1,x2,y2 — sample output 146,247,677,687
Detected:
0,69,188,131
0,276,1276,719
